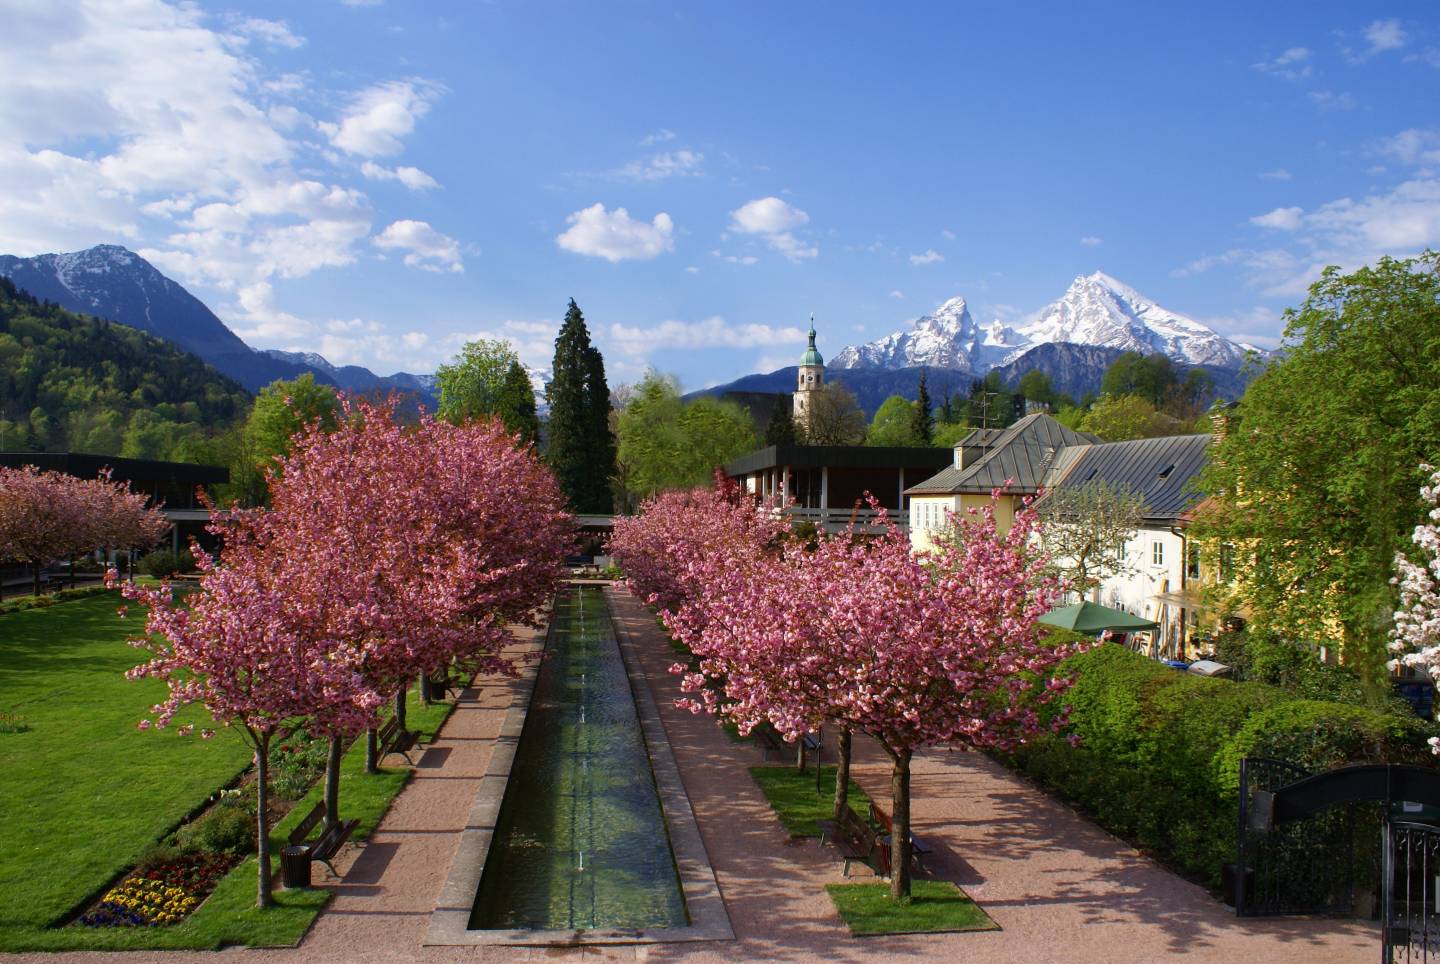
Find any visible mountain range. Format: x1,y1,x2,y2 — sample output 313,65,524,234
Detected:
832,271,1260,374
0,245,437,403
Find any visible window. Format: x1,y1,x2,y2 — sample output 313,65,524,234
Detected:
1219,543,1235,580
1186,544,1200,580
1152,541,1164,566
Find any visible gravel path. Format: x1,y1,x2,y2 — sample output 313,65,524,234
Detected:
9,585,1376,963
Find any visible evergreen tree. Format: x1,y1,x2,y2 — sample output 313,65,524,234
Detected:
910,370,934,445
938,391,955,426
498,359,541,446
546,299,617,513
764,398,797,445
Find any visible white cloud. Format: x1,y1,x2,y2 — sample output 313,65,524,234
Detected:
684,265,700,274
1251,206,1305,230
712,250,758,265
556,203,674,262
729,196,817,261
1364,18,1407,56
909,249,945,265
1252,46,1312,80
372,219,464,272
1379,129,1440,168
1079,236,1103,247
224,16,305,49
319,80,441,158
941,228,957,240
1222,178,1440,296
229,280,316,341
639,129,676,146
1259,168,1293,181
616,149,703,181
360,160,440,190
889,289,905,299
1309,90,1358,111
1201,306,1286,351
608,316,806,355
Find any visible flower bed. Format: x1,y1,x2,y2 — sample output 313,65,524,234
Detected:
78,853,239,928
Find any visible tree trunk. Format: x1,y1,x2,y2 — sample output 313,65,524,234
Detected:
888,745,913,901
815,727,824,794
255,731,275,908
419,669,431,706
365,728,378,774
324,734,343,832
833,726,853,822
394,687,407,731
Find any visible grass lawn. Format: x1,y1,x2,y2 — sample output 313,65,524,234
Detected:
825,881,1000,936
748,764,872,837
0,591,456,951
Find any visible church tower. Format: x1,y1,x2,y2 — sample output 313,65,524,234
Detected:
793,315,824,432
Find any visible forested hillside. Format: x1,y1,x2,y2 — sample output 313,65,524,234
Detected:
0,277,251,458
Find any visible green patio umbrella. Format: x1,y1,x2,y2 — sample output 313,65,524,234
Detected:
1039,601,1159,636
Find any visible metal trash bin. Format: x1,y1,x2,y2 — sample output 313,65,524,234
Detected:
281,845,312,889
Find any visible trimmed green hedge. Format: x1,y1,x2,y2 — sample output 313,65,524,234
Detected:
1008,643,1437,887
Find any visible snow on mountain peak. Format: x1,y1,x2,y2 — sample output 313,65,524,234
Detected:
831,272,1255,373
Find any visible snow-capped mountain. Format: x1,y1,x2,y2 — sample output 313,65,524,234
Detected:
832,272,1258,373
830,297,1026,373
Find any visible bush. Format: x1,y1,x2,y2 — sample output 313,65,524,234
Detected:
1005,642,1437,888
138,549,196,579
173,806,254,856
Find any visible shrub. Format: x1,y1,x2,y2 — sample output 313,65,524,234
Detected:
172,805,254,855
137,549,196,579
1004,642,1437,888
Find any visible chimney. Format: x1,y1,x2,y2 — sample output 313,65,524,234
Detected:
1209,401,1238,446
954,443,964,469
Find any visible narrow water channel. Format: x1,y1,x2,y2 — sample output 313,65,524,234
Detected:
469,586,688,931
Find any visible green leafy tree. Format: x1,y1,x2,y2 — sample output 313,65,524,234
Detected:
435,339,539,443
239,374,339,505
910,370,934,445
801,383,867,445
1016,369,1056,408
1100,352,1178,407
616,372,757,499
1079,393,1179,441
967,370,1015,428
933,420,971,448
866,395,920,447
764,398,797,446
1194,253,1440,683
546,299,617,513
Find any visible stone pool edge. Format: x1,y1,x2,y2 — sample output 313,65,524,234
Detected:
423,581,735,947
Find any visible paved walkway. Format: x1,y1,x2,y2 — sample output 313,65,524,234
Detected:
12,584,1377,963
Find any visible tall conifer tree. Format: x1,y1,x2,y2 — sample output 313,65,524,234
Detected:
546,299,617,512
764,398,798,446
910,369,934,445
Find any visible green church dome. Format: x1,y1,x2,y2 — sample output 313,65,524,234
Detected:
800,318,823,367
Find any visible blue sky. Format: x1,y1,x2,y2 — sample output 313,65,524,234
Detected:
2,1,1437,390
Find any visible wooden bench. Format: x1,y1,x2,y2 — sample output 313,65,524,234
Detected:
287,802,358,878
868,800,933,872
752,722,821,761
377,715,418,765
819,806,891,878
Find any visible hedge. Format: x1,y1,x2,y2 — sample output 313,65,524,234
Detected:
1007,642,1437,887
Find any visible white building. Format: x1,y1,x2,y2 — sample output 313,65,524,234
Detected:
905,416,1211,659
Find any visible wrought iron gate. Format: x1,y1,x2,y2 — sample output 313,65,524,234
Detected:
1237,757,1366,917
1385,821,1440,963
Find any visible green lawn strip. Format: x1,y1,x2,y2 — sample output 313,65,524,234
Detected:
748,765,872,837
0,592,252,929
0,679,455,951
825,881,1000,936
